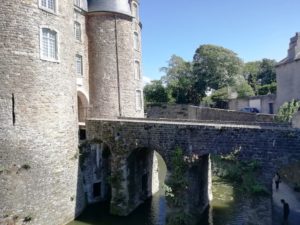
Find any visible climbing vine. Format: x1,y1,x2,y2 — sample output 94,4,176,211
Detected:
165,147,193,225
212,150,269,196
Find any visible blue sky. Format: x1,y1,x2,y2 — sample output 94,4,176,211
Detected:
140,0,300,81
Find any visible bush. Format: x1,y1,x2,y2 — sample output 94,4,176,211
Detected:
275,99,300,122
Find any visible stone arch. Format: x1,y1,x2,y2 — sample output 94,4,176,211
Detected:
77,90,89,123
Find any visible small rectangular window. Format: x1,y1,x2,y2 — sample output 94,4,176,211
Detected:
74,0,81,7
74,22,81,41
136,90,142,111
132,3,138,19
269,103,274,114
41,28,58,60
76,55,83,76
93,182,101,198
40,0,56,12
134,60,140,80
134,32,139,50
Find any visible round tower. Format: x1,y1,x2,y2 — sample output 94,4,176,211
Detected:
0,1,84,224
87,0,144,118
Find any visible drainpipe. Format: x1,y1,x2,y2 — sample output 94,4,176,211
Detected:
114,15,122,117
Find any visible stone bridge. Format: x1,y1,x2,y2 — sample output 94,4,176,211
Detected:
82,118,300,223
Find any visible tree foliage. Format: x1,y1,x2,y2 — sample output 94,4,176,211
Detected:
235,82,255,98
243,59,277,95
144,45,277,109
276,99,300,123
193,45,244,92
160,55,200,104
143,80,169,104
258,59,277,85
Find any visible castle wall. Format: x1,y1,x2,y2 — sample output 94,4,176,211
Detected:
0,1,85,224
87,12,144,119
74,8,90,105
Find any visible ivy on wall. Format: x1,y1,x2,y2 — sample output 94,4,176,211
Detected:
212,149,269,196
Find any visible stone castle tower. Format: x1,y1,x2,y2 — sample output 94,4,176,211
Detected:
0,0,143,224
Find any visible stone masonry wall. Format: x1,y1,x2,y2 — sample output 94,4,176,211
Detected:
86,118,300,223
0,1,85,225
87,13,144,119
146,104,275,122
75,8,90,107
87,119,300,184
276,60,300,112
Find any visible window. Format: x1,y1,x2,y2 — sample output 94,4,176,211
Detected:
136,90,142,111
132,3,138,19
74,22,81,41
74,0,80,7
93,182,101,198
40,0,56,12
41,28,58,60
132,21,138,32
134,32,139,50
76,55,83,76
134,60,140,80
269,103,274,114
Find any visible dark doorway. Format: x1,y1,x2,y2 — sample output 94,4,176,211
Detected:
269,103,274,114
93,182,101,198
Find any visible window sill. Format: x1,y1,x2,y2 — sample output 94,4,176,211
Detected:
39,6,58,16
40,57,60,63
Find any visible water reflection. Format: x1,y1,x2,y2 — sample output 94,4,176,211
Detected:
69,152,239,225
68,177,238,225
68,191,166,225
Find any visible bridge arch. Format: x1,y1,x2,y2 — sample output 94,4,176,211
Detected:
77,90,89,123
85,119,300,221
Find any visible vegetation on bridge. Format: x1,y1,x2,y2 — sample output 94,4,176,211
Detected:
212,149,269,196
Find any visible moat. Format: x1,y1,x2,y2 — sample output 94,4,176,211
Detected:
68,161,240,225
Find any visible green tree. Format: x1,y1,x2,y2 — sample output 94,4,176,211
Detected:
193,45,244,94
243,59,277,95
160,55,200,104
243,61,261,93
143,80,169,104
161,55,192,86
257,59,277,85
257,82,277,95
235,82,255,98
276,99,300,122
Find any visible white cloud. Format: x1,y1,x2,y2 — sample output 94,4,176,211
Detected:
143,75,152,87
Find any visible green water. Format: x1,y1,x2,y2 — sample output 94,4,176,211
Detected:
68,177,238,225
68,153,239,225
